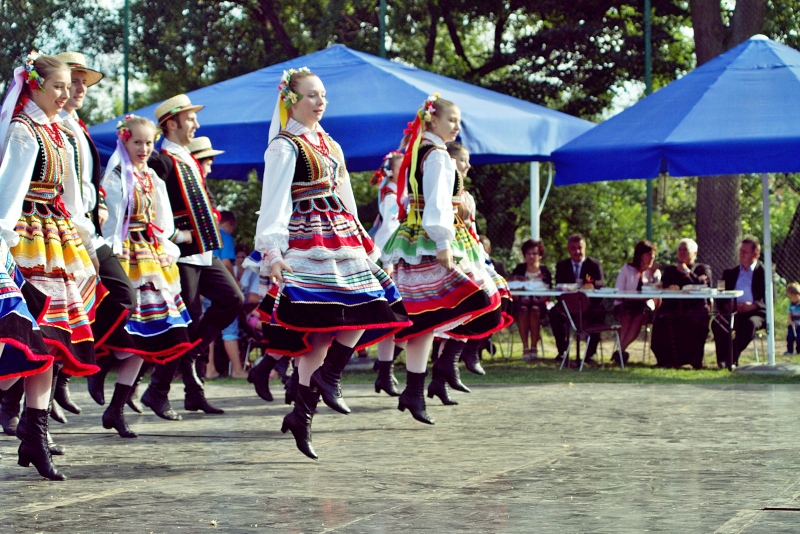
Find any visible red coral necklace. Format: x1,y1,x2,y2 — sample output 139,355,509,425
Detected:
301,132,329,157
42,124,64,148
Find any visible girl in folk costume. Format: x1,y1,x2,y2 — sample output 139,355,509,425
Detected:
0,52,103,481
99,115,197,438
381,95,500,423
370,150,407,397
252,68,411,459
442,142,512,382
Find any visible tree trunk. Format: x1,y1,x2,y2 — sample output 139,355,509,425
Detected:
690,0,766,278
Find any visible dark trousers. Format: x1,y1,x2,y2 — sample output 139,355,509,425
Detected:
548,304,601,359
787,325,798,354
96,244,137,314
711,311,766,366
148,257,243,398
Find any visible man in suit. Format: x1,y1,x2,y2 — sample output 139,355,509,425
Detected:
548,234,605,363
140,94,244,420
711,237,766,368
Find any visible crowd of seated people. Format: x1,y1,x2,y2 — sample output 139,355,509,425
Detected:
504,233,767,370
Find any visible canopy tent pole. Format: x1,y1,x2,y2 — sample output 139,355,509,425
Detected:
530,162,540,240
761,173,776,364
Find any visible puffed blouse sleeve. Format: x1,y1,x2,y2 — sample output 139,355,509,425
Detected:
152,172,180,263
254,136,297,264
100,166,124,254
0,122,39,247
421,147,456,252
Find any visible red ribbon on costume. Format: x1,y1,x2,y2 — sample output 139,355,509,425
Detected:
52,195,71,218
146,222,164,240
396,116,422,221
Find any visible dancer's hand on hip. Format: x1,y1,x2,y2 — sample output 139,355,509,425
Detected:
436,249,453,270
271,259,293,284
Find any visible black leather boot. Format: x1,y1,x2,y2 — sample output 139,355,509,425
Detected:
248,355,278,402
398,371,435,424
281,384,319,460
47,431,65,455
310,340,353,415
87,355,116,406
127,363,149,414
460,338,486,376
141,358,182,420
49,401,67,424
181,354,224,414
103,383,137,438
427,363,458,405
285,366,298,405
17,407,66,481
54,369,81,414
435,340,470,393
0,379,23,436
374,361,400,396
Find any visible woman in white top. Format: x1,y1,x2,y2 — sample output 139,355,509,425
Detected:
614,240,661,361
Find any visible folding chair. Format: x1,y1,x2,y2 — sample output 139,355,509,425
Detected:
559,292,624,371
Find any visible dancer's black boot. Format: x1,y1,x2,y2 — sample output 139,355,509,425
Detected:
0,379,23,435
375,361,400,396
103,383,137,438
427,363,458,405
398,371,435,424
49,401,67,424
141,358,182,421
435,340,470,393
248,355,278,402
310,340,353,414
127,363,149,413
285,364,299,405
460,338,486,376
182,355,224,414
280,384,319,460
53,369,81,414
17,407,66,481
87,355,116,406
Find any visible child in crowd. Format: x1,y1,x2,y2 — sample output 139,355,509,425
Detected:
785,282,800,355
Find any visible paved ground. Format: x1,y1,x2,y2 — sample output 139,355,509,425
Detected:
2,380,800,533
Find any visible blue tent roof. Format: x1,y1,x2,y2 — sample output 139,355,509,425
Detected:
552,35,800,185
90,45,593,179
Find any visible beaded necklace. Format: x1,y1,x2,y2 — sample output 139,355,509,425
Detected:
42,123,64,148
133,168,154,194
301,132,330,157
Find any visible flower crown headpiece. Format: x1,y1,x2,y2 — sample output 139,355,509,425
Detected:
370,150,404,185
24,50,45,94
278,67,311,110
419,93,439,123
116,114,161,143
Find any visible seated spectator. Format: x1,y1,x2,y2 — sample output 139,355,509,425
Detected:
651,238,712,369
613,240,661,364
548,234,605,363
711,237,766,368
511,239,552,360
785,282,800,355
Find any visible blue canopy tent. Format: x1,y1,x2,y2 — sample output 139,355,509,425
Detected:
90,45,592,177
551,34,800,365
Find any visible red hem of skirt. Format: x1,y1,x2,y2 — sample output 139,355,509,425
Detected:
272,314,412,334
394,295,500,343
92,309,131,349
99,338,201,364
44,338,100,377
352,326,405,352
0,338,55,379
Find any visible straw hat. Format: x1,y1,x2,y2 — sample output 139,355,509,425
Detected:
154,94,204,126
187,136,224,159
55,52,104,87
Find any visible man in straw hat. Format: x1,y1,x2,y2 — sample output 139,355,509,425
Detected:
140,95,243,420
53,52,140,427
